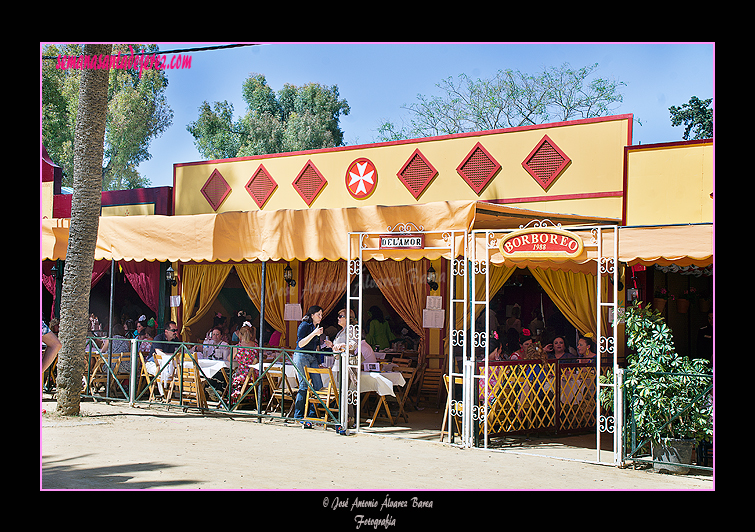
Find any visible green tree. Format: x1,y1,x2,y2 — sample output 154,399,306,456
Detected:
669,96,713,140
42,43,173,190
376,63,625,140
56,44,112,416
187,73,350,159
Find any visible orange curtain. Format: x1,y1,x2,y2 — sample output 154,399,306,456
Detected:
366,259,428,365
235,262,287,347
180,263,234,341
301,260,353,318
529,267,611,339
453,264,518,331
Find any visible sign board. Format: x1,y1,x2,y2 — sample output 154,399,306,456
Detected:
379,233,424,249
284,303,302,321
498,227,584,259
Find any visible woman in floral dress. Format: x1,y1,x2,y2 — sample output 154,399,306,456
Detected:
230,324,259,405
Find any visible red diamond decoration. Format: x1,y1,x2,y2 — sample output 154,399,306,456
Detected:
397,148,438,200
200,168,231,211
292,160,327,206
245,164,277,208
522,135,571,191
456,142,501,195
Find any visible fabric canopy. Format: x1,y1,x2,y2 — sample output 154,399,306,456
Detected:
40,201,615,263
41,202,711,268
615,224,713,267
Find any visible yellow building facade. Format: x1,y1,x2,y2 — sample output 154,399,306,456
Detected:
168,114,712,354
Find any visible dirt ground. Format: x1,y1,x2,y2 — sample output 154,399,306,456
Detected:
41,394,714,497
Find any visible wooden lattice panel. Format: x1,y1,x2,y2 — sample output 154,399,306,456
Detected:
477,362,603,437
479,363,557,435
558,366,597,431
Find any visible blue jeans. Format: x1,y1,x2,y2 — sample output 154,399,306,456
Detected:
293,352,323,419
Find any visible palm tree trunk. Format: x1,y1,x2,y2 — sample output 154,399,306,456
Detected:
56,44,111,416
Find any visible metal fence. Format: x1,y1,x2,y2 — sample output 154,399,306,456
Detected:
48,336,342,428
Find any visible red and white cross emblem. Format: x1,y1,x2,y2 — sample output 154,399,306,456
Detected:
346,158,377,199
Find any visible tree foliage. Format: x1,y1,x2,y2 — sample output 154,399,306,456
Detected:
187,73,350,159
376,63,625,140
42,43,174,190
668,96,713,140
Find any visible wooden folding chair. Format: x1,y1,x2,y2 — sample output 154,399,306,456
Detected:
440,374,464,442
152,351,173,400
109,352,131,397
390,366,417,423
138,352,160,401
304,367,339,423
167,359,207,409
366,391,394,427
235,367,260,409
265,365,296,416
417,353,447,408
86,352,111,395
391,357,413,367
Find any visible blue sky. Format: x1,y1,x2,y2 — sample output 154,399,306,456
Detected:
136,42,714,188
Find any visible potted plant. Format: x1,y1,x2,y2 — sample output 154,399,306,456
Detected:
652,288,674,313
621,301,712,473
676,287,698,314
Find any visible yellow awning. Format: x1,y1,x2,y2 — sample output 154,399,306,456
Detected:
41,201,614,263
616,224,713,267
43,202,710,268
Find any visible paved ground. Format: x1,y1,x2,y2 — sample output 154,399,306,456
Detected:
41,397,713,498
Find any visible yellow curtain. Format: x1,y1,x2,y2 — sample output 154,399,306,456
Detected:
180,263,234,341
366,259,428,365
301,260,352,318
235,262,287,347
529,267,611,339
453,264,517,332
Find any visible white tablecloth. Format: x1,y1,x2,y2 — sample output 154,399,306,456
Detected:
324,369,405,397
189,359,229,379
263,362,299,390
360,371,405,397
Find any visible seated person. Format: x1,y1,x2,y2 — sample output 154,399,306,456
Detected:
360,339,378,366
146,321,180,393
198,326,231,362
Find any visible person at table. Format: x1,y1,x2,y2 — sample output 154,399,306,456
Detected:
99,323,132,373
138,326,155,356
509,328,535,360
332,308,357,354
293,305,332,419
505,304,522,333
543,335,575,361
359,337,378,366
199,326,231,362
576,335,596,364
151,321,179,357
365,305,395,351
231,323,259,404
145,321,180,390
